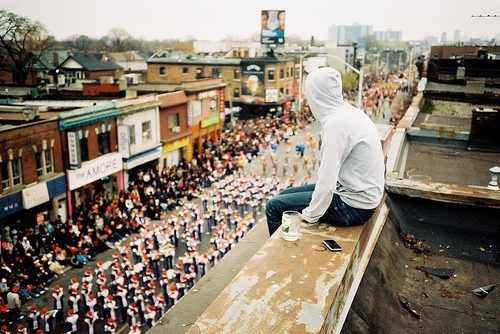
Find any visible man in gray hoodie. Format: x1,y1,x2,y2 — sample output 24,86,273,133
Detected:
266,67,385,235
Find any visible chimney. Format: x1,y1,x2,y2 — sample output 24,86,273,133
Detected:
53,52,59,67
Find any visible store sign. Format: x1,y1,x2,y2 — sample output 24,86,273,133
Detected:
67,131,81,167
117,125,131,158
22,182,50,209
67,152,122,190
219,89,225,112
201,115,220,128
163,137,189,152
266,88,278,103
36,212,45,225
0,192,22,219
197,90,218,100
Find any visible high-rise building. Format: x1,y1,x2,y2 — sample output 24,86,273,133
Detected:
328,23,373,45
441,32,447,44
374,29,403,42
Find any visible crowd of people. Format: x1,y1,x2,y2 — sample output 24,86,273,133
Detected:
11,170,290,334
0,108,316,334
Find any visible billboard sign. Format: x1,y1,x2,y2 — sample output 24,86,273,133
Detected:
261,10,285,45
356,42,366,60
240,60,266,103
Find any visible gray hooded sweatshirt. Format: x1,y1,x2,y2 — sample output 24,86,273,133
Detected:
302,67,385,223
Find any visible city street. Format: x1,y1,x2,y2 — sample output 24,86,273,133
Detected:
6,107,396,333
5,120,321,334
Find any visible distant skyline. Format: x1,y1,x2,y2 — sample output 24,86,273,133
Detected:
2,0,499,43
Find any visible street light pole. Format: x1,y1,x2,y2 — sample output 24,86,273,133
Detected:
325,54,364,109
298,55,304,111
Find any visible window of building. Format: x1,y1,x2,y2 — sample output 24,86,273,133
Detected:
142,121,152,141
212,68,222,78
234,69,241,80
287,68,291,78
196,68,203,79
167,114,179,131
159,67,166,76
268,69,275,81
210,97,218,112
1,158,22,190
98,132,111,155
280,69,284,79
234,88,240,98
36,149,54,177
183,67,189,75
79,137,89,162
129,125,136,145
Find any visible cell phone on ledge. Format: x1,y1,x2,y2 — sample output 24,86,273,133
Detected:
323,239,342,252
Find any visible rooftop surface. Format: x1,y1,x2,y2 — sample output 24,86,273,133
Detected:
344,92,500,333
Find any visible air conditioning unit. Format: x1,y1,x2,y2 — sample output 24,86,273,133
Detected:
171,126,180,133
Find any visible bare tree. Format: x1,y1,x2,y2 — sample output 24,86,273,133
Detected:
0,9,55,85
106,28,138,52
62,34,98,52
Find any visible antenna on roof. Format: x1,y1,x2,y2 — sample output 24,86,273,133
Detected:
472,8,499,18
471,14,499,18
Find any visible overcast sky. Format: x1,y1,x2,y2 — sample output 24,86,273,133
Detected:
2,0,499,42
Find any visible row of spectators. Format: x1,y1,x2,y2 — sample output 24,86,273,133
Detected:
0,110,313,306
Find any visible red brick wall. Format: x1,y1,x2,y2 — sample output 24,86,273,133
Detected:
0,119,63,193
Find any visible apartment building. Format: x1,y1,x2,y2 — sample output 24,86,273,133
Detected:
147,54,296,120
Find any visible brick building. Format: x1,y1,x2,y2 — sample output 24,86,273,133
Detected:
59,104,123,217
0,107,67,235
147,55,295,120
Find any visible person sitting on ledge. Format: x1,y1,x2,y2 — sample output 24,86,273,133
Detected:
266,67,385,235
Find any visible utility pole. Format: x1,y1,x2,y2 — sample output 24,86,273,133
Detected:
326,53,364,109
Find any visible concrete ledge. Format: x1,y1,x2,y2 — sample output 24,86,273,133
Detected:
186,200,388,333
386,177,500,208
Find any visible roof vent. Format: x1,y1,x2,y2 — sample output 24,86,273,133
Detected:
487,166,500,190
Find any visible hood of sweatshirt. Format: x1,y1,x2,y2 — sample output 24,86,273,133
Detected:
304,67,350,124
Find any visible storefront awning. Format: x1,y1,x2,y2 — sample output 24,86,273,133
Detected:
122,146,162,170
22,182,50,209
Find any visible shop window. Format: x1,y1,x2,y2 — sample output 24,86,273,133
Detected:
36,148,54,177
98,132,110,155
159,67,166,76
129,125,136,145
234,69,241,80
1,158,22,190
79,137,89,162
268,69,275,81
142,121,152,141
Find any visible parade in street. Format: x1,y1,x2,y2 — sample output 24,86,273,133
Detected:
1,112,322,334
0,68,411,334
